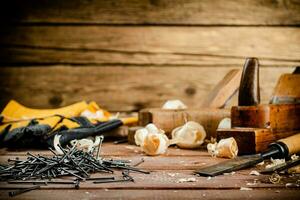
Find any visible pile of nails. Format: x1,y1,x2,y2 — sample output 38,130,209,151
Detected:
0,145,149,197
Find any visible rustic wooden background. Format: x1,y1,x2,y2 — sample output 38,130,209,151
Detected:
0,0,299,112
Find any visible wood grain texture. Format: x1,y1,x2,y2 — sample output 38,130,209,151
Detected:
0,169,295,189
231,104,300,132
0,27,300,66
1,189,300,200
1,143,299,199
0,66,293,112
138,108,230,138
201,69,242,108
270,74,300,104
217,128,298,154
0,0,300,25
279,133,300,155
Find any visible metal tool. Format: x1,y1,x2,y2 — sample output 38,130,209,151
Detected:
195,133,300,176
269,66,300,104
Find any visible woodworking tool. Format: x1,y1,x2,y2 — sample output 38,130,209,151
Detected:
217,60,300,155
195,133,300,176
269,66,300,104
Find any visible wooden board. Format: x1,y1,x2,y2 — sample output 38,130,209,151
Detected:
0,169,296,190
1,189,300,200
0,66,293,112
0,143,299,199
0,27,300,66
0,0,299,25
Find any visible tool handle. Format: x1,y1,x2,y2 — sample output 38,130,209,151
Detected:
57,119,123,146
279,133,300,155
238,57,260,106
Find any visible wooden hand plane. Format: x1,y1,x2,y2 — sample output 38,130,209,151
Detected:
217,59,300,155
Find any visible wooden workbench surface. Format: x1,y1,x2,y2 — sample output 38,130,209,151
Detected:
0,142,299,199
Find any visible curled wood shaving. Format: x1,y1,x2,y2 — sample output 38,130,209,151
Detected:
134,123,165,146
217,117,231,129
134,124,169,156
269,173,281,184
141,133,169,156
162,100,187,110
207,137,238,159
171,121,206,149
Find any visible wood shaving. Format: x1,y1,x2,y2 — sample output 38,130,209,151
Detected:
291,154,299,160
141,133,169,156
171,121,206,149
266,158,285,169
249,170,260,176
176,177,197,183
269,173,281,184
256,161,265,166
217,117,231,129
207,137,238,159
223,172,235,176
134,124,169,156
240,187,253,191
162,100,187,110
134,123,165,146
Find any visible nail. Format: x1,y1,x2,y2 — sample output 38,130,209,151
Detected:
8,185,40,197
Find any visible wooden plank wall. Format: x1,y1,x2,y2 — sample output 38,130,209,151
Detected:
0,0,299,111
